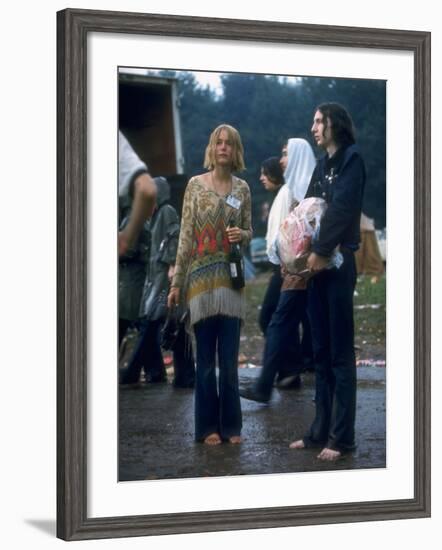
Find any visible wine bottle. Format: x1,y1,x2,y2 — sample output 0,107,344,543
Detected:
228,223,245,290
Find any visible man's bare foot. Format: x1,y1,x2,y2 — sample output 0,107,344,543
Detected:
204,433,222,446
228,435,241,444
317,447,341,461
289,439,305,449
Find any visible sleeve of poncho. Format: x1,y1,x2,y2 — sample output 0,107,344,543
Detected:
240,181,253,247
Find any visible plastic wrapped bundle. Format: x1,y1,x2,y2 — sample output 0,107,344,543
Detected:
272,197,343,275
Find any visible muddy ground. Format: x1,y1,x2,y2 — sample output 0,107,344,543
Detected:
119,271,386,481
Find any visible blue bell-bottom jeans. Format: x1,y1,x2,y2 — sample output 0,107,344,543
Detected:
304,249,357,453
193,315,242,441
254,289,307,399
259,266,312,379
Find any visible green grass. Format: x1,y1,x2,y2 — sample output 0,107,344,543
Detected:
353,274,386,359
242,270,386,364
354,274,386,306
120,270,386,369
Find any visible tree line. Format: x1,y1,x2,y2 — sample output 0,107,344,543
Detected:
159,70,386,233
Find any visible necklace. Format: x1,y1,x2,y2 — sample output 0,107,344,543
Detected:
210,171,232,197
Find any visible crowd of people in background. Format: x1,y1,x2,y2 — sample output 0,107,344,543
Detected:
118,131,195,390
118,102,369,462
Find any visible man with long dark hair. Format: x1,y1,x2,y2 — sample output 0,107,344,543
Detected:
290,103,366,461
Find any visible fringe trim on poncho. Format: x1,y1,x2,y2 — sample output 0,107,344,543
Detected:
187,286,245,327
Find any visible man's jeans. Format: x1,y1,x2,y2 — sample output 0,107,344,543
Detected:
304,250,357,452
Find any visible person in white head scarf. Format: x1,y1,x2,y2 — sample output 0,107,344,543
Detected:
266,139,316,264
282,138,317,204
240,139,316,403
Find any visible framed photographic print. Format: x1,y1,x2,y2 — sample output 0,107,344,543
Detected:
57,8,431,541
116,66,388,482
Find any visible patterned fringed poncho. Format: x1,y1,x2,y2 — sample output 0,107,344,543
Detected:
172,175,252,326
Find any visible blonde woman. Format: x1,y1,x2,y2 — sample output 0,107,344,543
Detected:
168,124,252,446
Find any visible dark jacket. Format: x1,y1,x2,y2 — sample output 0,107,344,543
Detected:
139,178,180,320
118,219,150,322
306,144,366,257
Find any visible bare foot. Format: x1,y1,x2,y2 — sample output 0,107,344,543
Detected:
289,439,305,449
228,436,241,444
317,447,341,461
204,433,222,446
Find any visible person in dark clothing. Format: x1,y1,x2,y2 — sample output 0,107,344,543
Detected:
290,103,366,461
118,208,151,349
118,131,156,345
257,157,286,337
120,177,195,387
257,157,304,387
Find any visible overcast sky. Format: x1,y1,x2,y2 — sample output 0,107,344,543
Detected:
191,70,223,93
189,69,300,95
121,67,299,96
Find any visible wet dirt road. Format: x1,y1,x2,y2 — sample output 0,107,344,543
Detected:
119,365,385,481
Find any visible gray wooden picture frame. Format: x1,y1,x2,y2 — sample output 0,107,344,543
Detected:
57,8,431,541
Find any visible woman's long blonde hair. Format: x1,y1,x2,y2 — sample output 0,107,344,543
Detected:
203,124,245,172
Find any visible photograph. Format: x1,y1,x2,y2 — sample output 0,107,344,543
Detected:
117,67,387,482
2,0,439,548
56,7,430,541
